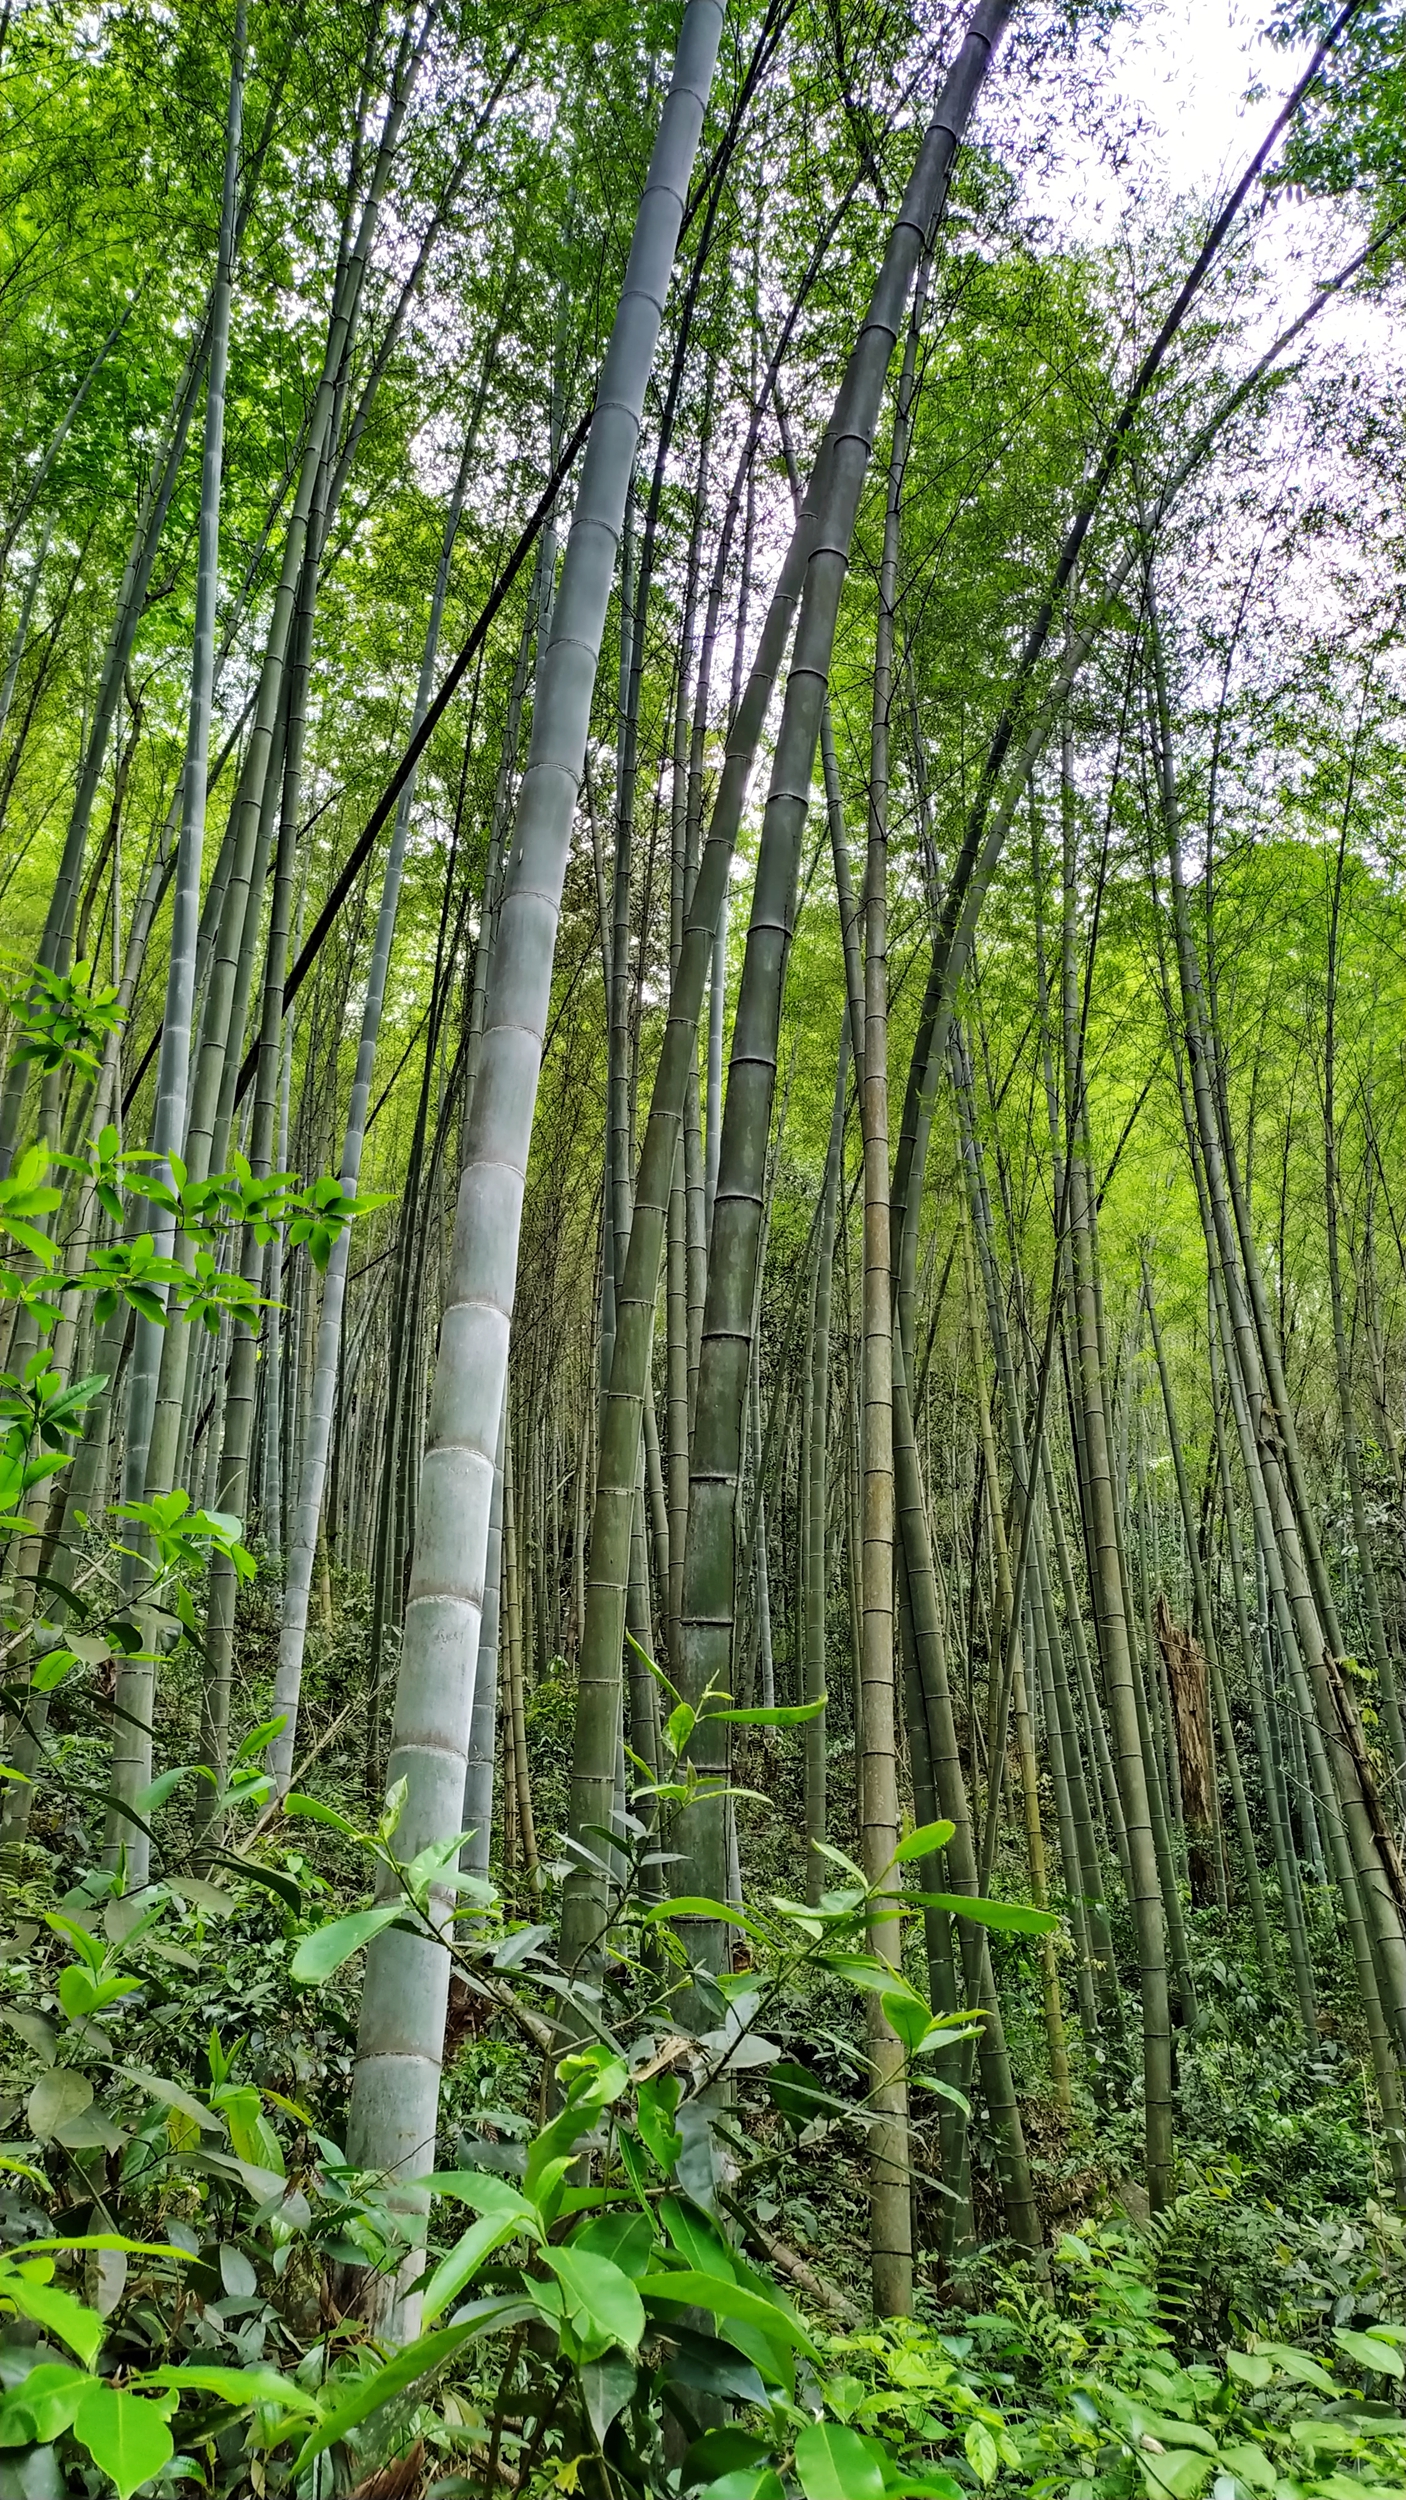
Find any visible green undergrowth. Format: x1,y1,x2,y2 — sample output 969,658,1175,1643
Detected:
0,1737,1400,2500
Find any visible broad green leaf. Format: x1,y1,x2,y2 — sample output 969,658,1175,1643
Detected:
32,1647,77,1692
641,2271,820,2360
1139,2418,1217,2455
767,2061,852,2132
295,2320,485,2470
704,1697,827,1725
214,2083,284,2177
1333,2328,1404,2380
119,2067,220,2132
1136,2450,1211,2499
643,1896,769,1940
663,2329,766,2409
571,2210,656,2279
165,1876,236,1916
281,1792,361,1836
964,2421,1002,2484
809,1838,867,1885
421,2211,524,2327
686,2429,775,2487
524,2063,629,2218
795,2421,885,2500
27,2070,93,2141
880,1991,940,2057
664,1701,696,1757
417,2172,537,2231
823,1956,925,2008
132,1766,192,1815
232,1714,286,1765
635,2073,683,2175
581,2353,636,2445
544,2245,645,2358
290,1903,404,1982
890,1819,956,1865
57,1966,97,2020
21,2236,195,2263
699,2475,785,2500
0,2265,104,2364
1226,2351,1273,2390
894,1890,1059,1935
43,1911,103,1972
1257,2342,1337,2393
2,2007,57,2064
72,2383,174,2500
134,2364,319,2415
1217,2445,1276,2491
0,2361,88,2441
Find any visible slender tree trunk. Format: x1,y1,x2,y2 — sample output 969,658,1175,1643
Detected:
1142,1255,1275,1977
893,1359,1044,2250
1062,744,1173,2209
805,1023,846,1900
269,418,480,1789
676,0,1016,1990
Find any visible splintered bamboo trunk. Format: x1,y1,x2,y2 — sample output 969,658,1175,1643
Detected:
341,5,727,2328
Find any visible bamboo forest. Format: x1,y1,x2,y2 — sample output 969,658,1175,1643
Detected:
5,0,1406,2490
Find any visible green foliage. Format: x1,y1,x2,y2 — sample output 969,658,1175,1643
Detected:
0,963,122,1083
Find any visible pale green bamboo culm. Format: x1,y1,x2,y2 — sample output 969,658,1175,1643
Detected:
673,0,1015,2322
341,0,727,2338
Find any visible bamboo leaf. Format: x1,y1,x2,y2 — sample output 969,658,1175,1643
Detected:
889,1819,955,1864
704,1697,827,1725
794,2421,885,2500
641,2271,820,2360
289,1904,404,1982
892,1890,1059,1935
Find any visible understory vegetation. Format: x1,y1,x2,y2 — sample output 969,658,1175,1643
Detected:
1,0,1406,2491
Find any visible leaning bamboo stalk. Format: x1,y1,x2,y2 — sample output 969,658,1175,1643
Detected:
676,0,1017,1974
342,4,728,2320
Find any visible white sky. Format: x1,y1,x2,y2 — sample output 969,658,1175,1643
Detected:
1074,0,1302,215
1021,0,1397,364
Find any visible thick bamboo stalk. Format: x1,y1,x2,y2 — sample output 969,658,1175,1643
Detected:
342,5,727,2316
